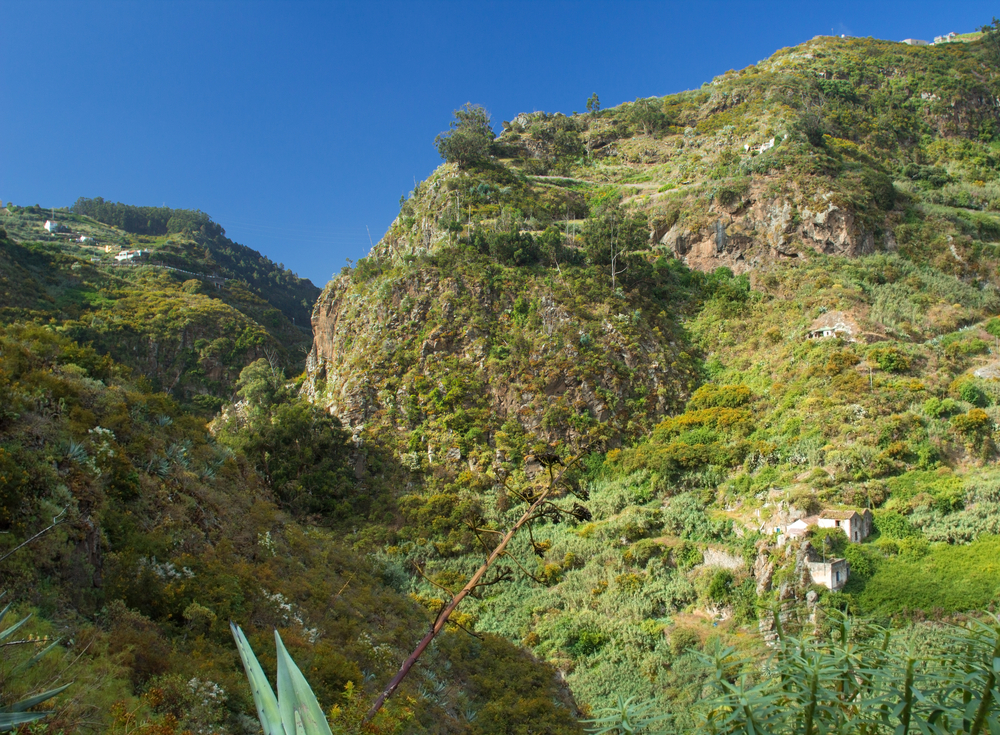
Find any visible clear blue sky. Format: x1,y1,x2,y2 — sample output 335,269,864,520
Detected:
1,1,995,286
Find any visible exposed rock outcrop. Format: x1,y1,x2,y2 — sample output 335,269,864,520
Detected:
659,183,880,274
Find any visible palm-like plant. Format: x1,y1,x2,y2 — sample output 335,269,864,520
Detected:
700,610,1000,735
582,610,1000,735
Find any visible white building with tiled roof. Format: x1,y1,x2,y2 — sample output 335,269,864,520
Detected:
816,509,872,543
777,508,872,545
806,311,860,341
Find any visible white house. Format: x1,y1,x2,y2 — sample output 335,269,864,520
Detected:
743,137,777,154
816,509,872,543
777,508,872,545
806,311,860,341
902,38,929,46
783,517,814,542
44,220,65,233
115,249,147,262
807,558,849,591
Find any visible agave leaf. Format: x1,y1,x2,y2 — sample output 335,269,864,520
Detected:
275,630,333,735
6,683,72,713
275,638,296,735
0,614,31,641
230,622,284,735
0,711,51,731
10,638,62,678
0,599,13,627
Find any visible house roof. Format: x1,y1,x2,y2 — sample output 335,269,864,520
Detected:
786,516,819,535
807,557,847,567
820,510,860,520
808,310,860,333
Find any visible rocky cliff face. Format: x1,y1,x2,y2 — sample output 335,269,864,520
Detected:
660,179,880,274
307,259,698,469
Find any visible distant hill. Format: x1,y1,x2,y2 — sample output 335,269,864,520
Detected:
0,202,320,407
69,197,319,326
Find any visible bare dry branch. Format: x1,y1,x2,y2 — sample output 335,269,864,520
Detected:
363,453,583,722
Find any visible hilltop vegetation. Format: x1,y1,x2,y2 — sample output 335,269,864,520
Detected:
69,198,317,326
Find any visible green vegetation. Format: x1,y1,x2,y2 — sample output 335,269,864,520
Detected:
435,104,498,170
0,323,579,733
8,24,1000,735
0,213,314,406
856,536,1000,615
581,611,1000,734
69,197,318,326
0,598,71,731
295,26,1000,727
698,613,1000,735
214,359,361,519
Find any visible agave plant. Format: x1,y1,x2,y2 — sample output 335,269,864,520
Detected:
583,695,670,734
0,596,71,732
230,622,333,735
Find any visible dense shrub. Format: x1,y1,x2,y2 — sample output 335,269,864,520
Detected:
687,383,752,410
921,479,1000,543
873,510,919,539
435,103,496,169
923,396,961,418
215,360,359,519
858,536,1000,615
466,227,541,266
951,408,994,457
866,346,911,373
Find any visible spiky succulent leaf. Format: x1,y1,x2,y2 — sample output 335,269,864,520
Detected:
5,683,71,713
230,622,284,735
274,630,333,735
10,638,62,677
0,711,51,731
0,614,31,641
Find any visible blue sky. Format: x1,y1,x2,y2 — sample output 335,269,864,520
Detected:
1,0,995,285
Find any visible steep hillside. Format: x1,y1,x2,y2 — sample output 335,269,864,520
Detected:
0,325,580,734
387,34,998,272
312,32,1000,446
309,238,702,454
0,204,319,407
68,198,319,326
303,30,1000,721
